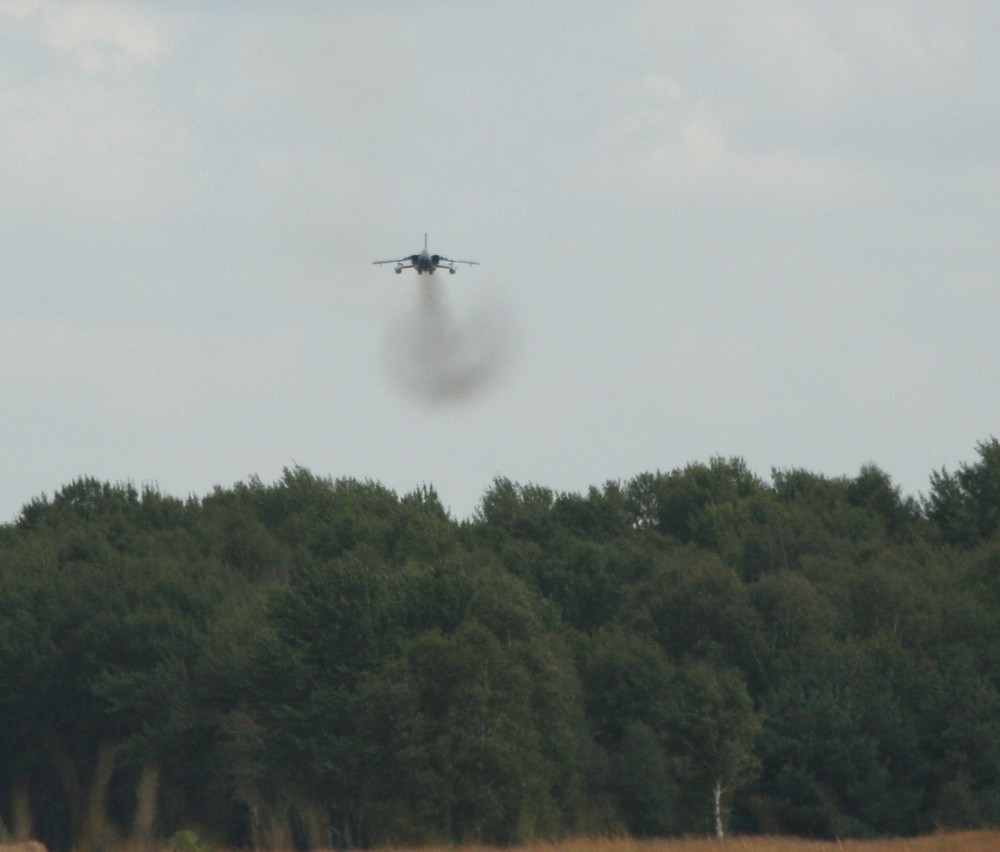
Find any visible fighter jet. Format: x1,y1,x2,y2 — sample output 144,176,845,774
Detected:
373,234,479,275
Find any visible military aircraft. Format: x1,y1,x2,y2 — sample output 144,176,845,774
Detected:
373,234,479,275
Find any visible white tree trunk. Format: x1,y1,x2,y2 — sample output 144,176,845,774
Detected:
713,778,724,841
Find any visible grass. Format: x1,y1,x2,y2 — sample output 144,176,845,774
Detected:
10,832,1000,852
376,833,1000,852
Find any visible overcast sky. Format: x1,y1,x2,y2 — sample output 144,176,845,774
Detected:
1,1,998,520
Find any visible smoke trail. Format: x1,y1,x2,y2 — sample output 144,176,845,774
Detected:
384,276,514,405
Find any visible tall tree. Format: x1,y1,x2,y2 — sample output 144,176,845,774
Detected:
1,481,224,852
665,661,760,839
926,437,1000,546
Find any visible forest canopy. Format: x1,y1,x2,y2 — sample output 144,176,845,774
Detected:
2,440,1000,851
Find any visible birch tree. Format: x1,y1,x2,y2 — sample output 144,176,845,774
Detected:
668,660,760,839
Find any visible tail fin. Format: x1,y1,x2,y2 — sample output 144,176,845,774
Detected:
424,233,428,251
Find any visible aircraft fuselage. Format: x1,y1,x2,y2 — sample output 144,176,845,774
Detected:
374,235,476,275
410,251,443,274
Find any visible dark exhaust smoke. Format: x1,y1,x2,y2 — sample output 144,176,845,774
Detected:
384,277,514,405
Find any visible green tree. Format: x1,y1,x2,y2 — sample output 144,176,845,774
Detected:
625,457,765,543
252,552,410,846
579,628,673,747
623,549,758,670
578,629,676,835
390,556,587,842
395,623,550,842
846,464,920,539
666,661,760,839
926,438,1000,546
746,570,835,691
474,478,556,545
611,720,678,836
1,481,225,852
755,638,924,838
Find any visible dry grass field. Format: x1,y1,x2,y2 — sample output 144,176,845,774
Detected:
380,833,1000,852
8,834,1000,852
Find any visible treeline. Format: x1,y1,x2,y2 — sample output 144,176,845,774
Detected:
2,441,1000,851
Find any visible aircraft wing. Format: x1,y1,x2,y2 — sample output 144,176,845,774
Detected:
439,257,479,265
373,258,409,266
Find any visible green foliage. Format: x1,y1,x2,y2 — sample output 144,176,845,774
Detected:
611,720,678,836
755,637,927,837
2,446,1000,847
169,829,211,852
925,438,1000,547
624,456,765,543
